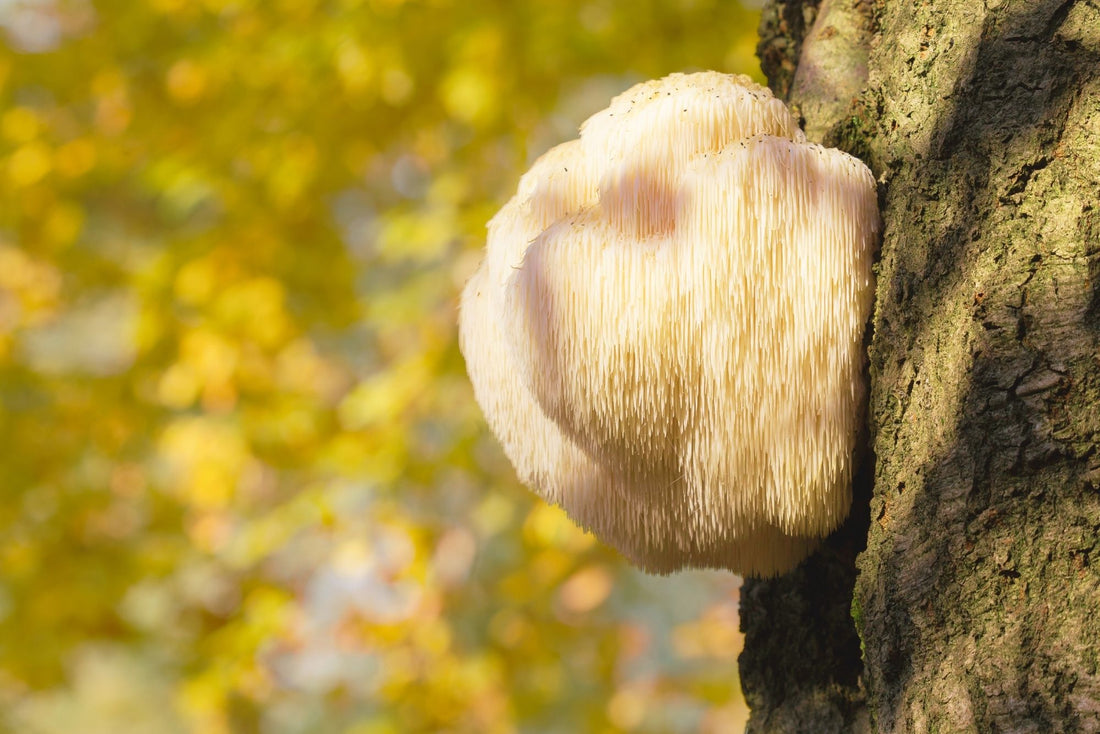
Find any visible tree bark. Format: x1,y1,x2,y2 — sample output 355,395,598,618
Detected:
740,1,1100,731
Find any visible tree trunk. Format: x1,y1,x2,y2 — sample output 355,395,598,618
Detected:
739,1,1100,731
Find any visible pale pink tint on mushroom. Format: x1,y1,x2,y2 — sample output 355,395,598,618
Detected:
459,72,878,577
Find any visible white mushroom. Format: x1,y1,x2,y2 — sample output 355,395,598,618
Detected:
459,72,878,577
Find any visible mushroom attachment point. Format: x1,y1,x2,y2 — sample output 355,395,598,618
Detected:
459,72,879,577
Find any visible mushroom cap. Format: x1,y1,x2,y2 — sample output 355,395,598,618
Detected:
459,72,878,577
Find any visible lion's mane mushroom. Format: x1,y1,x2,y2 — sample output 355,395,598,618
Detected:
459,72,878,577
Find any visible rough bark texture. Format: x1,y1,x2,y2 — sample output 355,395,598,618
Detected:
738,452,873,733
756,0,823,100
740,3,877,732
741,0,1100,732
859,1,1100,730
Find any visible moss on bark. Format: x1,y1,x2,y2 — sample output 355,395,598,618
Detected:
741,0,1100,730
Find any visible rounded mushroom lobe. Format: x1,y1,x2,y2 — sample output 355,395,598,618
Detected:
459,72,878,577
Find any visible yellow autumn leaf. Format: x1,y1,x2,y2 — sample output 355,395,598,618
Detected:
166,59,209,104
439,65,498,126
9,142,52,187
1,107,40,143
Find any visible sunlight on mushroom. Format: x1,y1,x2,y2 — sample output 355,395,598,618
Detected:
460,72,879,577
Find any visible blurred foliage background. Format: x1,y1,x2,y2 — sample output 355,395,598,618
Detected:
0,0,764,731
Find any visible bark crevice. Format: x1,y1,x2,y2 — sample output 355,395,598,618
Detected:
741,0,1100,731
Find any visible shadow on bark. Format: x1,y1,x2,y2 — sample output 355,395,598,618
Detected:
858,1,1100,730
742,0,1100,731
739,444,873,733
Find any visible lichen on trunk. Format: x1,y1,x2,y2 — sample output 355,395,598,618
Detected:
740,0,1100,731
858,0,1100,729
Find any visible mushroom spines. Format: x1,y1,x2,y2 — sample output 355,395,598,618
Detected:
459,72,878,577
